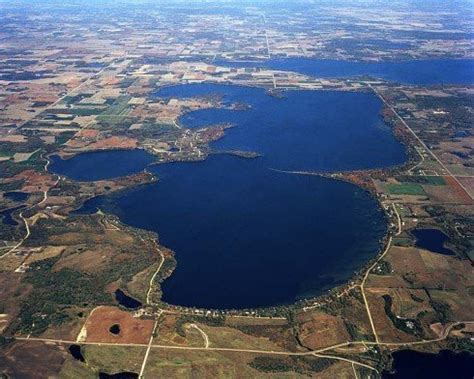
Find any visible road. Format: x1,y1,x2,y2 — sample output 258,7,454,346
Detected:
187,323,209,348
360,236,393,344
12,60,115,132
145,242,165,306
368,83,473,201
1,212,31,260
139,319,159,378
393,203,402,236
352,362,359,379
1,155,61,261
1,61,117,261
20,320,471,351
38,155,61,206
312,352,378,373
16,320,473,376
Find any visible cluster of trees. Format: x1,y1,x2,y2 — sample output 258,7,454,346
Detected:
249,356,333,375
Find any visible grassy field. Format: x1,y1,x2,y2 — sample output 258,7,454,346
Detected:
396,175,446,186
387,183,426,196
82,345,145,375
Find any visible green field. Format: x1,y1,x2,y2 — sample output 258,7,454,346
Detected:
387,183,426,196
422,176,447,185
395,175,446,186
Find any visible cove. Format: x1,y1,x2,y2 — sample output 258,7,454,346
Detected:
58,84,407,309
50,149,154,182
213,58,474,85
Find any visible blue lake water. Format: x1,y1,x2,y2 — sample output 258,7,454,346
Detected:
383,349,474,379
0,205,25,226
162,85,406,172
412,228,455,256
4,191,29,202
50,149,154,182
114,289,142,309
214,58,474,85
79,155,387,309
54,84,407,309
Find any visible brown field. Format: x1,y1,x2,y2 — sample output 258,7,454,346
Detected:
41,195,76,207
83,306,154,344
5,169,56,193
143,349,353,378
0,135,27,143
457,176,474,199
365,274,407,288
199,324,287,351
88,136,138,150
336,289,374,339
0,341,67,378
418,250,473,289
24,245,66,265
154,313,201,347
225,316,288,327
366,288,418,343
317,361,355,379
76,129,100,138
48,228,134,246
225,316,297,351
0,252,27,272
53,246,118,273
428,290,474,321
143,349,258,378
387,288,431,319
444,176,472,204
296,311,350,350
423,182,470,203
385,246,434,281
381,245,472,291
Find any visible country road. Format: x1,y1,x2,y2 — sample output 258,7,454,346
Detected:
368,83,473,201
16,321,472,361
187,323,210,348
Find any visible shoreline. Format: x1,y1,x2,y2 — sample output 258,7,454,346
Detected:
46,81,418,315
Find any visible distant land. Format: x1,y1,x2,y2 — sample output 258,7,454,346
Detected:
0,1,473,378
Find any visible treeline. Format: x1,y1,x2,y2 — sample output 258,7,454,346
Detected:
249,356,334,375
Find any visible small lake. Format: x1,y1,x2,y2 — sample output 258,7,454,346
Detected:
214,58,474,85
114,289,142,309
4,191,29,202
383,349,474,379
412,228,455,256
99,373,138,379
68,344,85,362
55,84,406,309
0,205,25,226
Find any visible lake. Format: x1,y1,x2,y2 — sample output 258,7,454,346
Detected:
383,349,474,379
56,84,406,309
162,85,406,172
50,150,154,182
214,58,474,85
4,191,29,202
412,228,455,256
0,205,25,226
114,289,143,309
